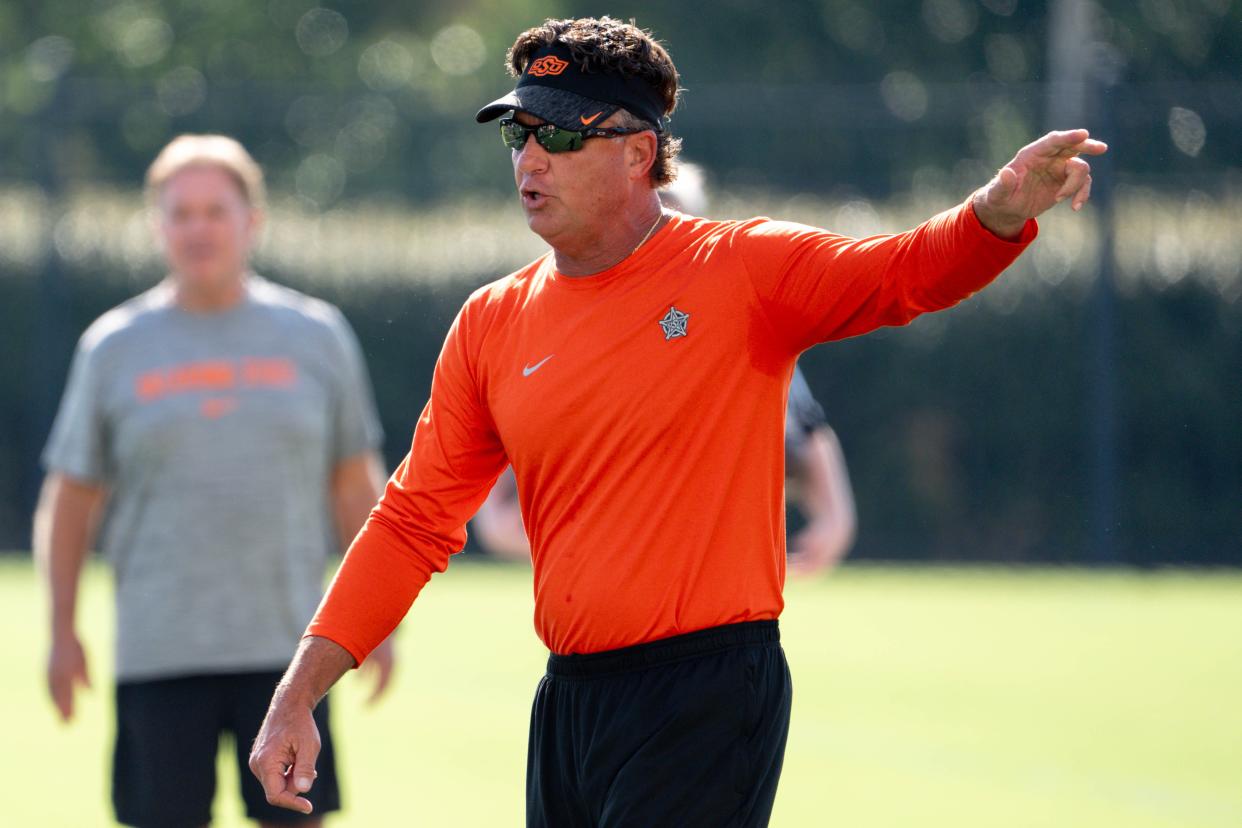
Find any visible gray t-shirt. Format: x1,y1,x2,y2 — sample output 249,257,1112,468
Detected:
42,277,382,681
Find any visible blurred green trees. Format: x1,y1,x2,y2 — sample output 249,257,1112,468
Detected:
4,1,1239,203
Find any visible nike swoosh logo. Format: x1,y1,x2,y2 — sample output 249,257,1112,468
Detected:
579,111,604,125
523,355,554,377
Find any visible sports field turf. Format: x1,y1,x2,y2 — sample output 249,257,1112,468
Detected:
2,556,1239,827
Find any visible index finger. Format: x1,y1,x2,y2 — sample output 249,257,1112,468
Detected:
1030,129,1108,158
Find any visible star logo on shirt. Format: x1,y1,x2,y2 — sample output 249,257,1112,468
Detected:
658,306,690,341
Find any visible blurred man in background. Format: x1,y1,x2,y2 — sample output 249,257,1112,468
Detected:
474,164,857,575
251,16,1103,826
783,365,856,574
35,134,391,828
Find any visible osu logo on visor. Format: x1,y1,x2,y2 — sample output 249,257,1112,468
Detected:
528,56,569,77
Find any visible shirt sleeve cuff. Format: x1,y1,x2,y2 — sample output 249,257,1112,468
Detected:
302,515,437,668
966,200,1039,246
302,627,368,669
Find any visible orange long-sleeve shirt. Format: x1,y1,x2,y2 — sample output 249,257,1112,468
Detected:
307,202,1036,660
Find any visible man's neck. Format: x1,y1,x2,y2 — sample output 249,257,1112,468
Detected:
551,198,668,277
170,272,249,313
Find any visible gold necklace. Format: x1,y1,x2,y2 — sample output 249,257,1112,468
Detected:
626,209,666,260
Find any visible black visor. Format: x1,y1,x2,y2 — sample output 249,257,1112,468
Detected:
476,43,666,131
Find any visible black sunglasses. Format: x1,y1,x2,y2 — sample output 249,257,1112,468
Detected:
499,116,644,153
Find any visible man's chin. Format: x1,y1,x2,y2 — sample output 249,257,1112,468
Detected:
523,211,561,242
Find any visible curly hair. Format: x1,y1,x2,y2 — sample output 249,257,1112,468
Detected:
507,17,683,186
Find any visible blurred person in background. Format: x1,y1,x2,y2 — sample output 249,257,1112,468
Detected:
474,162,857,575
469,467,528,562
34,134,391,828
782,366,856,575
251,16,1103,826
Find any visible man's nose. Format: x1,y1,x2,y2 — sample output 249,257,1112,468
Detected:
514,133,550,173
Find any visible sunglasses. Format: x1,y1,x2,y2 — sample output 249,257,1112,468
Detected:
500,117,644,153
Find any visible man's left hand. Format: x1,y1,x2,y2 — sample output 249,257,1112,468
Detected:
973,129,1109,240
358,634,395,704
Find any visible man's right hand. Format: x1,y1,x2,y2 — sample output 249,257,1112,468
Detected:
36,473,106,724
47,631,91,722
247,635,357,814
248,693,322,814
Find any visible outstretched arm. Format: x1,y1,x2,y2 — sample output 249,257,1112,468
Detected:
741,129,1108,355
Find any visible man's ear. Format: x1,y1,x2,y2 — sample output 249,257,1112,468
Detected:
626,131,658,182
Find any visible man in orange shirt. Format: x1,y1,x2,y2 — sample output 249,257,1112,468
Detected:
473,169,859,575
251,16,1105,826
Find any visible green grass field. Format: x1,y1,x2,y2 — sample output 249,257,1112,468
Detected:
3,557,1240,827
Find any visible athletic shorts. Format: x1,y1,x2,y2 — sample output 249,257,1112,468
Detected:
113,670,341,827
527,620,793,828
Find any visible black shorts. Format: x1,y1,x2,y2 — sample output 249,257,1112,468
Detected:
527,620,793,828
113,670,341,827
